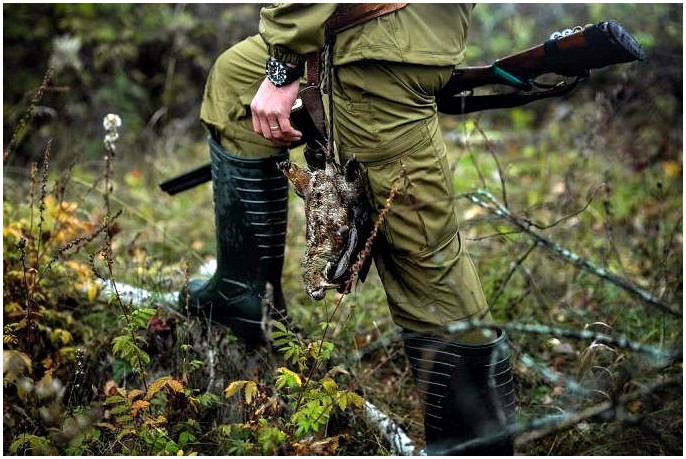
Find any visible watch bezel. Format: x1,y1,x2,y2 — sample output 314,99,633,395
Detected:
265,57,303,87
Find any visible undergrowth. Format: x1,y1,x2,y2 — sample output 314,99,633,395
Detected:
2,145,376,454
4,30,682,455
2,81,390,455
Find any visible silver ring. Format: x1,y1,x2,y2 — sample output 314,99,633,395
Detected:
270,125,280,131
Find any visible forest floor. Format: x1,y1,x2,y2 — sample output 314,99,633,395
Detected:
3,63,682,455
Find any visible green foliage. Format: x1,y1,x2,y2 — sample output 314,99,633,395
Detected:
97,374,213,455
2,98,215,456
10,433,57,456
2,118,365,454
221,324,364,454
256,419,287,455
110,307,155,377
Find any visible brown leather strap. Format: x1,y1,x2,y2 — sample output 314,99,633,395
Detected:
306,3,408,86
306,53,320,87
326,3,408,34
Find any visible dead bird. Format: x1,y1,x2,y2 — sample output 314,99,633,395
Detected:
278,154,371,300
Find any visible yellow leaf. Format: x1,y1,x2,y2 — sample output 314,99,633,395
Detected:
224,380,247,399
244,381,257,405
166,378,184,394
152,415,168,426
43,195,58,216
127,389,145,400
131,399,150,416
65,260,92,279
346,392,364,409
87,281,99,302
628,400,643,414
51,328,73,346
321,378,337,395
277,367,302,388
662,160,681,178
146,376,171,400
58,200,78,215
337,393,347,411
4,302,23,315
3,225,24,240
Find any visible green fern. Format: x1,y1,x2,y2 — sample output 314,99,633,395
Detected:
111,333,150,374
272,320,306,370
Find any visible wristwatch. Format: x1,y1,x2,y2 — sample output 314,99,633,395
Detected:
265,57,304,87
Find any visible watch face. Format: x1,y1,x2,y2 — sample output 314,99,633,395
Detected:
267,59,288,86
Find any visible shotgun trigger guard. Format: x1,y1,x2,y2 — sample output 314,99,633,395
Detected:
436,75,585,115
530,75,586,91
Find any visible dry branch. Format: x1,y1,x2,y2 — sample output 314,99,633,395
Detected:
446,318,678,362
362,400,417,455
464,189,681,318
514,376,682,447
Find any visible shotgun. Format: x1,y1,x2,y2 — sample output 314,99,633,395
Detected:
161,19,645,195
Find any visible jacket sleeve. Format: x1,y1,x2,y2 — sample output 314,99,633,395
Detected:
259,3,338,64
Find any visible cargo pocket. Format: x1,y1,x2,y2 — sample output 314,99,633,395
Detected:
361,119,459,258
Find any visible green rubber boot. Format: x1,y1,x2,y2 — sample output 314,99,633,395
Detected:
402,328,517,455
183,138,289,345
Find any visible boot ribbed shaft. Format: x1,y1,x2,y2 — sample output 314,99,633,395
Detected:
209,139,289,315
185,138,289,344
402,329,516,455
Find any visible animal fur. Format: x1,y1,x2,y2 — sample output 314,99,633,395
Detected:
278,156,370,300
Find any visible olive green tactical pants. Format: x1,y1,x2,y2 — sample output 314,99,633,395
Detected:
201,34,492,333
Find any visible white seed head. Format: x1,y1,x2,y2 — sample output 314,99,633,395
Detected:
103,113,122,130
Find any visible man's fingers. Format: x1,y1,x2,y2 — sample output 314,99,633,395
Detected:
251,111,261,136
268,114,302,143
265,116,281,139
250,78,302,144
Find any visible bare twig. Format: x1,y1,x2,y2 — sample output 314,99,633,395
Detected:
473,121,509,208
489,241,537,305
514,376,682,446
446,319,679,362
518,352,590,397
4,68,53,161
464,189,681,318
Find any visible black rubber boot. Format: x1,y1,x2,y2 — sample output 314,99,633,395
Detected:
182,138,289,345
402,328,517,455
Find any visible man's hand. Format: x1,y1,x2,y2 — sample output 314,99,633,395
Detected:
250,78,302,147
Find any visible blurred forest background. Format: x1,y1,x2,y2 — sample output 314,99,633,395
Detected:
3,3,682,456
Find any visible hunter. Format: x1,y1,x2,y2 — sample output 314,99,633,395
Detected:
185,3,516,455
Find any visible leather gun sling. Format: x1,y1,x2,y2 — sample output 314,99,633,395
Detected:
305,3,408,86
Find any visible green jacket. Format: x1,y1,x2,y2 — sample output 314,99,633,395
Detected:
259,3,474,67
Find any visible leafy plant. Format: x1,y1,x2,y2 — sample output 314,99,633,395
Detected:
221,321,364,454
